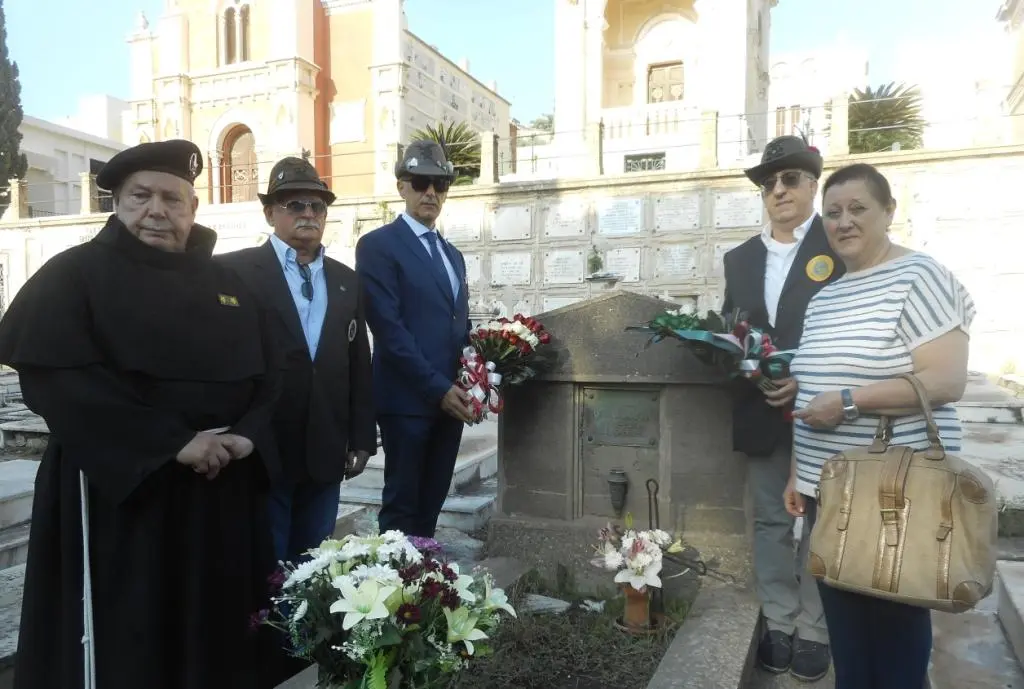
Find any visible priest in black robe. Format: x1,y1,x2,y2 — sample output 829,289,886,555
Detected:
0,139,283,689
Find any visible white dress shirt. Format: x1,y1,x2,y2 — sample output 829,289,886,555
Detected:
402,212,459,298
760,213,815,327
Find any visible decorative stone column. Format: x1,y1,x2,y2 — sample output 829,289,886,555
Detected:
699,111,719,169
477,131,498,184
79,171,96,215
209,152,223,205
829,94,850,156
1,178,27,222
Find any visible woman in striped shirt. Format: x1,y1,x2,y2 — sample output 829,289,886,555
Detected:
784,163,975,689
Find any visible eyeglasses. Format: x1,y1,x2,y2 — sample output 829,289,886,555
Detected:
404,176,451,194
298,264,313,301
278,200,328,215
759,170,809,195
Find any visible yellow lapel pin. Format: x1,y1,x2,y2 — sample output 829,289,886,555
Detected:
805,255,834,282
218,293,240,307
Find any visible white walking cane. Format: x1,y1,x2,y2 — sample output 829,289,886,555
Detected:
79,470,97,689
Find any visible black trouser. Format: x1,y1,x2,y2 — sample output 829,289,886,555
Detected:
377,413,463,537
806,498,933,689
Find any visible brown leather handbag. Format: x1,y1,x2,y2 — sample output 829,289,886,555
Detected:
807,374,998,613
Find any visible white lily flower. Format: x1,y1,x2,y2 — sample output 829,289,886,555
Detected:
482,578,517,618
444,607,489,655
615,558,663,591
329,578,397,630
446,563,478,603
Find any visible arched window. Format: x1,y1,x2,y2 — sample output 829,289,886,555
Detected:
221,126,258,203
222,1,251,65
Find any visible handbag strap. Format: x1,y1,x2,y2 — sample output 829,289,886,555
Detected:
868,373,945,460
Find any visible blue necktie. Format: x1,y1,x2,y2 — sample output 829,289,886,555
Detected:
424,231,454,301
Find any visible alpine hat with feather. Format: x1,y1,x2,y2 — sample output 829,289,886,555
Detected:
744,135,823,186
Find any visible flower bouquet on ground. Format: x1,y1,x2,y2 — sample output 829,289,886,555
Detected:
591,515,685,631
457,313,556,422
626,307,796,393
263,531,516,689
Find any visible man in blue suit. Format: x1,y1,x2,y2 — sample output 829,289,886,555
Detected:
355,140,475,538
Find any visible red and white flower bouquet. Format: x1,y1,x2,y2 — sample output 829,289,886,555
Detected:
457,314,556,422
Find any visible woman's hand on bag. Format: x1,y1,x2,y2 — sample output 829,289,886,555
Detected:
792,390,844,429
783,476,805,518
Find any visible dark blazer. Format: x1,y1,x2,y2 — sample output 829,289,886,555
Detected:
721,215,845,457
216,241,377,484
355,216,471,418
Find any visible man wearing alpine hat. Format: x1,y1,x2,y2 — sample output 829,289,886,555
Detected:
217,156,377,571
721,135,843,681
356,140,474,539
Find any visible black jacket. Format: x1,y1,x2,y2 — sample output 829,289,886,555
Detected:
217,241,377,484
721,216,844,456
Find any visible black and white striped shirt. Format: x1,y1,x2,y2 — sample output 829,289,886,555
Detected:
791,252,976,496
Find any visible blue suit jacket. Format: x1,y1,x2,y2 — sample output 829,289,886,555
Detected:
355,217,471,417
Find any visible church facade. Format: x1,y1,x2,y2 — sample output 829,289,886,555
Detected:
122,0,510,200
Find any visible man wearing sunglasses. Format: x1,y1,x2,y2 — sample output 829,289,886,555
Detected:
355,140,474,539
217,157,376,577
721,135,843,682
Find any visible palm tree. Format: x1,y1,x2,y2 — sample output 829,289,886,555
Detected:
409,121,481,185
848,82,925,154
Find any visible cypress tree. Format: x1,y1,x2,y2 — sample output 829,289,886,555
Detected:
0,0,27,208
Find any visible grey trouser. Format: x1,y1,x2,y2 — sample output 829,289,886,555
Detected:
749,444,828,644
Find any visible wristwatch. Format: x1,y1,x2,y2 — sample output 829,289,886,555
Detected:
840,389,859,422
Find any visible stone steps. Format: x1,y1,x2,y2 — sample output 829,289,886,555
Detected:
338,480,496,533
999,561,1024,676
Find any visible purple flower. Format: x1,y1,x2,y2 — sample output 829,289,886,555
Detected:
267,568,287,593
409,536,443,554
248,609,269,631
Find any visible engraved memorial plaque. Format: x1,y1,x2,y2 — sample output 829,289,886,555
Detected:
583,388,660,448
544,200,588,237
654,193,701,232
441,208,483,243
542,296,583,312
491,206,532,241
605,247,641,283
543,250,586,284
712,241,743,276
597,197,643,236
463,253,482,285
713,191,763,228
490,252,532,286
654,243,698,279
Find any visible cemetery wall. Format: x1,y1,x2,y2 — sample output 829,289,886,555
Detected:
2,144,1023,373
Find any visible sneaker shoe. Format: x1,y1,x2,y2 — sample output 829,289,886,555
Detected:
790,638,830,682
757,630,793,674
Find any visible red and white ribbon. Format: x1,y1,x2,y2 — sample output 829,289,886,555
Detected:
458,346,504,418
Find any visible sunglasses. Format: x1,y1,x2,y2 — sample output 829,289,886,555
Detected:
759,170,808,195
278,200,328,215
298,264,313,301
404,176,451,194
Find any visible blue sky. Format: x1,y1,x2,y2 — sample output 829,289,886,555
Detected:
6,0,1000,124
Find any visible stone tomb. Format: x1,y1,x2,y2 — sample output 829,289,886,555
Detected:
488,291,751,588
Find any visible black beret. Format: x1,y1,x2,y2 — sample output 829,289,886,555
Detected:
96,139,203,192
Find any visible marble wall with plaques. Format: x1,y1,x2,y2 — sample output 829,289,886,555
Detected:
436,184,765,320
6,146,1024,372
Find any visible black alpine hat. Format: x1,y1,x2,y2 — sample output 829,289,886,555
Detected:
96,139,203,192
395,140,455,180
258,157,336,206
744,135,823,185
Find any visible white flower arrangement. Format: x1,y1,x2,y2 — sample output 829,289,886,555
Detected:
261,531,516,689
591,515,684,592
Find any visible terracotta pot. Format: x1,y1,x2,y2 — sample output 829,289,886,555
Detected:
621,583,651,630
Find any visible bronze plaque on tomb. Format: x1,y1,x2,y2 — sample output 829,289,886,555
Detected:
582,388,660,448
